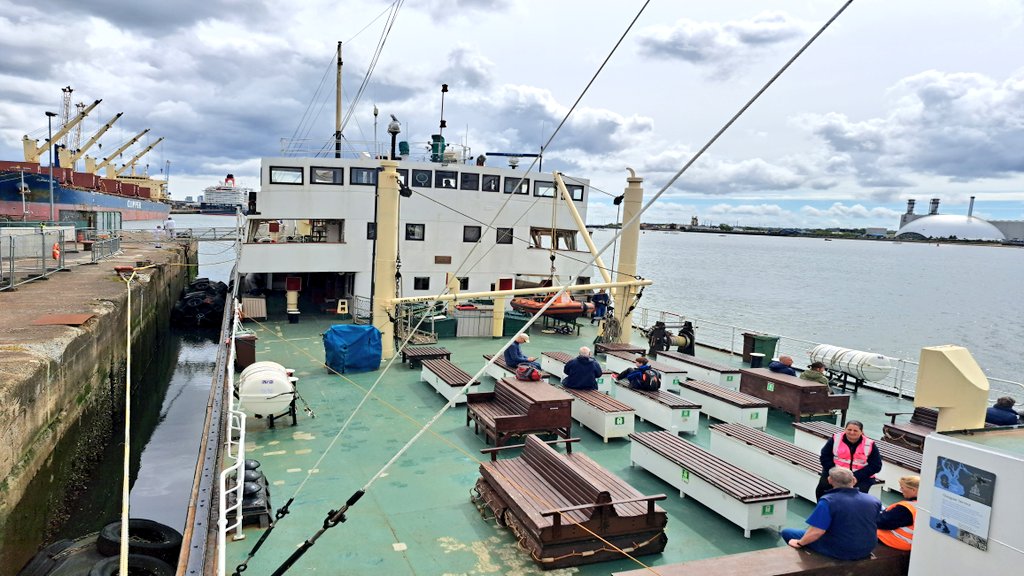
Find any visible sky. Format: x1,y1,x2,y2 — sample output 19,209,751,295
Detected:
1,0,1022,229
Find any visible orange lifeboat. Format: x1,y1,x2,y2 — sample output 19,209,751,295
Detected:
509,292,595,322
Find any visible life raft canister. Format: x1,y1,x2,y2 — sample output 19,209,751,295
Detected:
52,242,60,260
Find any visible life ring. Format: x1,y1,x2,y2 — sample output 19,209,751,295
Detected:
51,242,60,260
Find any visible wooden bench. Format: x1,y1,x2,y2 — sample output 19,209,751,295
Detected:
466,378,572,446
709,423,883,502
613,383,701,435
400,346,451,368
655,350,742,389
612,543,910,576
482,354,552,382
791,421,922,491
630,431,790,537
560,388,635,442
603,350,688,389
677,379,770,430
882,407,937,452
739,368,850,424
540,351,616,394
420,358,480,405
474,435,668,569
594,342,646,356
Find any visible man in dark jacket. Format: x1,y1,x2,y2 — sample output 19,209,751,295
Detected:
504,333,540,370
985,397,1020,425
768,355,797,376
616,356,655,390
562,346,603,390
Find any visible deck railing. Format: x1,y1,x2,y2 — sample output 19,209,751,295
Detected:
218,308,248,575
634,306,1023,401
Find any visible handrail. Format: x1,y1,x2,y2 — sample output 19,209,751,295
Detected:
217,304,248,576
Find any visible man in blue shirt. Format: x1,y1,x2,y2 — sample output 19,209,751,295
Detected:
768,355,797,376
985,397,1020,426
562,346,603,390
504,333,540,370
780,467,881,560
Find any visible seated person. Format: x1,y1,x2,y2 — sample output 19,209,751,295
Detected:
780,467,882,561
562,346,603,390
877,475,919,550
616,356,654,390
504,333,540,370
985,396,1020,426
768,355,797,376
800,361,831,385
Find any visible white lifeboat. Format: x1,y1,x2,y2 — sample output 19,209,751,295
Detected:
809,344,892,382
237,361,296,417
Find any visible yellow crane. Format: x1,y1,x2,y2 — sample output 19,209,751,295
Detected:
113,137,164,178
22,99,102,163
86,129,149,175
58,112,123,170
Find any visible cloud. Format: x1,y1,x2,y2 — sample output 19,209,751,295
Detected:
636,11,809,77
800,202,901,220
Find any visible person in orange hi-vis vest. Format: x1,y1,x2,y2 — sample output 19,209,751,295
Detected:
877,476,919,550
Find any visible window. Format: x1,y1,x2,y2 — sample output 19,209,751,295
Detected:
311,166,343,185
413,277,430,290
505,177,529,195
460,172,479,191
481,175,500,192
530,227,578,250
566,183,584,201
458,277,469,290
396,168,408,185
534,181,555,197
411,169,432,188
367,222,376,239
350,167,377,186
405,223,425,241
270,166,303,184
435,170,457,189
496,227,513,244
463,226,481,242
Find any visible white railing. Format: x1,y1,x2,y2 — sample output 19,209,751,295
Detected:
217,307,248,576
633,306,1023,401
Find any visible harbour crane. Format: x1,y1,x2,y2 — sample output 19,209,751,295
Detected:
58,86,73,148
58,112,123,170
86,128,149,175
114,137,164,178
22,99,101,163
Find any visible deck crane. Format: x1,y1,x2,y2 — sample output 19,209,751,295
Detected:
86,128,149,175
22,99,102,163
58,112,123,170
114,137,164,178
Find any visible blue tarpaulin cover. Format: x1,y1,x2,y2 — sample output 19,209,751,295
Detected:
323,325,382,373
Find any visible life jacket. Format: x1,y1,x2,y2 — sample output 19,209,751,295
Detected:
832,432,874,473
877,501,916,550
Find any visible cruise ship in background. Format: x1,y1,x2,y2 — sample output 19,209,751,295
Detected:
200,174,254,215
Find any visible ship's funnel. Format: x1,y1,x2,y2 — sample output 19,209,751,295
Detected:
913,345,988,432
906,199,916,214
929,198,940,215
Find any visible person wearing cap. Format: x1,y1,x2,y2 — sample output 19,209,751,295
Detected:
504,333,540,370
800,361,831,385
768,355,797,376
985,396,1020,426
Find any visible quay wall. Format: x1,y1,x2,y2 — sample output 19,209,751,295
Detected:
0,241,196,532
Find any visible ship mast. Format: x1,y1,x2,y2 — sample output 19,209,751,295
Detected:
334,41,342,158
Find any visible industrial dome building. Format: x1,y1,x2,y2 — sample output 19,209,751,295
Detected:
896,197,1021,241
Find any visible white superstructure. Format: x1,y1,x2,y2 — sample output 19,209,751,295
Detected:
202,174,253,210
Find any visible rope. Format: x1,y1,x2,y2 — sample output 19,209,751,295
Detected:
117,268,137,574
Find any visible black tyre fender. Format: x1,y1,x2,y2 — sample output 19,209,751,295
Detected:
95,519,183,566
89,554,175,576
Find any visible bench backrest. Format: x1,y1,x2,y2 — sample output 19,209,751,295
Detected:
493,380,533,415
521,436,608,515
909,407,939,428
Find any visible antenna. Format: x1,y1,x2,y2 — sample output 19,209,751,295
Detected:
438,84,448,142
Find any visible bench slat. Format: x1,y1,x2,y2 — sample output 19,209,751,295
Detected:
711,423,820,472
679,379,770,408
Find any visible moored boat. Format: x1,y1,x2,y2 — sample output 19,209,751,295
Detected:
510,292,595,322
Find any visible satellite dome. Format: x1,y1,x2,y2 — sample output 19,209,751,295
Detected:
896,215,1005,241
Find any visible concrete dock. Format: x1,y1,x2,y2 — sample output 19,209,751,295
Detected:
0,238,197,523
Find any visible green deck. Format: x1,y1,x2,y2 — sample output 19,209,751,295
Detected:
224,312,909,575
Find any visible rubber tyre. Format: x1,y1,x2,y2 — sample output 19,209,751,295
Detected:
89,554,175,576
95,519,183,566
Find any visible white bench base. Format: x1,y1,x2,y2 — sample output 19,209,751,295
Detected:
630,442,787,538
710,429,883,502
420,365,480,405
792,428,911,493
571,396,635,443
678,387,768,430
613,386,699,435
657,357,741,389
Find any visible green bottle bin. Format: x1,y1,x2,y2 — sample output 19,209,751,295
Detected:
503,312,530,337
742,332,779,364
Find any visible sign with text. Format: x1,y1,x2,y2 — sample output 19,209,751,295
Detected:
929,457,996,551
